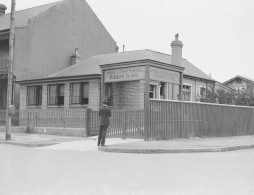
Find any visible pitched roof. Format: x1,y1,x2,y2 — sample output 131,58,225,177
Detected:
48,49,214,81
0,1,60,31
223,75,254,85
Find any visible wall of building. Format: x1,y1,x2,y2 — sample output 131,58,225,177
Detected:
19,79,101,111
225,79,251,91
14,0,117,81
112,81,144,109
183,77,212,101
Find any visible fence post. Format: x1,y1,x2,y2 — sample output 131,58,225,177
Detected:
84,108,91,137
122,110,126,139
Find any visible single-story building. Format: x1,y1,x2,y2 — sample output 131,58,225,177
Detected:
17,35,217,111
224,75,254,92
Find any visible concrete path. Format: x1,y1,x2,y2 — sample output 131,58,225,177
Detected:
1,131,254,153
40,136,140,152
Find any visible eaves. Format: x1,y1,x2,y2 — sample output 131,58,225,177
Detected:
16,74,101,85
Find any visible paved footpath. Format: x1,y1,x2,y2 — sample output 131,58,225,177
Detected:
1,131,254,153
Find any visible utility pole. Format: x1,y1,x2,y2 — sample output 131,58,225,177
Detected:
6,0,16,140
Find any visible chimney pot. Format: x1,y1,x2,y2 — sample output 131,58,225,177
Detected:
70,48,82,66
0,4,7,16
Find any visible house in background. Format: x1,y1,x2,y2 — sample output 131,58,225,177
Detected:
223,75,254,92
213,81,233,93
17,35,217,111
0,0,118,110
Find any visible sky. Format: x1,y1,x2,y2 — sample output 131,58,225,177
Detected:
1,0,254,83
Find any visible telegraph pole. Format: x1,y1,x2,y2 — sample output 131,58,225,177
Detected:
6,0,16,140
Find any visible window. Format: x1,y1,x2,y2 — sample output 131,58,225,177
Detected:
27,85,42,106
48,84,65,105
160,83,166,99
183,85,191,101
149,85,156,99
71,82,89,105
200,86,206,99
105,83,113,106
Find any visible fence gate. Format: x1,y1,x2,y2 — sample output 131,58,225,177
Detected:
89,109,144,139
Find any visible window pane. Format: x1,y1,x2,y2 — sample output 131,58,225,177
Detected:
27,86,42,106
173,84,180,100
82,83,89,98
59,85,65,96
183,85,191,101
149,85,155,99
27,86,35,105
58,84,65,105
37,86,42,105
49,85,57,105
71,83,80,104
81,83,89,104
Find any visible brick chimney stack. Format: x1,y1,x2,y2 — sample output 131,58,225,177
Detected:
70,48,82,66
0,4,7,16
171,34,183,66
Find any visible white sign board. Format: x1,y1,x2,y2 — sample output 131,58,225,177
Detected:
150,66,180,84
104,66,145,83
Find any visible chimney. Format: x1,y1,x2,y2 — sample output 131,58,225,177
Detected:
70,48,82,66
171,34,183,66
0,4,7,16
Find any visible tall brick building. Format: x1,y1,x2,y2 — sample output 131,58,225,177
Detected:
0,0,117,110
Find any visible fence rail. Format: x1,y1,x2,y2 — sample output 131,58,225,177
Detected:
148,99,254,140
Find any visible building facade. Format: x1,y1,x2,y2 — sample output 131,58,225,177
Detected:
17,36,216,111
223,75,254,92
0,0,117,110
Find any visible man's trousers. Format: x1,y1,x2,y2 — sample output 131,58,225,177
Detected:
97,125,108,146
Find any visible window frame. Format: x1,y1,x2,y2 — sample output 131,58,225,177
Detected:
27,85,42,106
70,82,89,105
149,84,156,99
183,83,192,101
199,85,206,99
48,84,65,106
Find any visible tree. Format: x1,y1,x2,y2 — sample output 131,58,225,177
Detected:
200,88,254,107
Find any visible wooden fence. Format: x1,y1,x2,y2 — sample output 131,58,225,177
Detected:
148,99,254,140
89,109,144,138
0,109,89,128
2,100,253,141
0,108,144,138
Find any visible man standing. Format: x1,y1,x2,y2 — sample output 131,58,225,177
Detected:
97,99,111,146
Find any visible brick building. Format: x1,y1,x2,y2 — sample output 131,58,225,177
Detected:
17,35,216,111
0,0,117,110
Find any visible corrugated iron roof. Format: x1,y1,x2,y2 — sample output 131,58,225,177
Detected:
0,1,60,31
48,49,214,81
